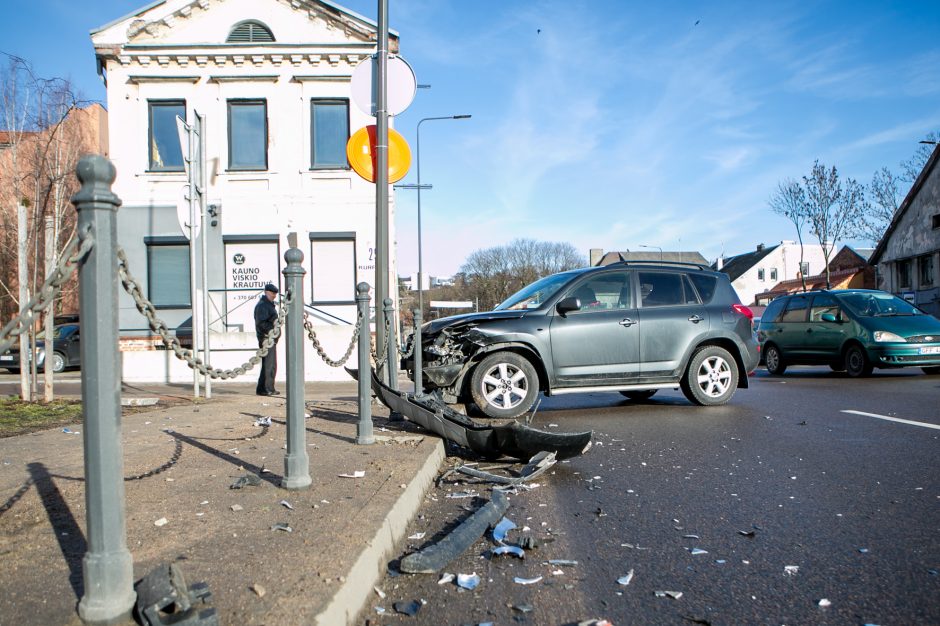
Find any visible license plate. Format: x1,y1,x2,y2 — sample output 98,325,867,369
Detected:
0,355,13,361
918,346,940,355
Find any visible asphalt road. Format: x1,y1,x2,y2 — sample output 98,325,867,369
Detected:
368,367,940,626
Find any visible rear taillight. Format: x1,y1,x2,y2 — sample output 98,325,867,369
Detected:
732,303,753,320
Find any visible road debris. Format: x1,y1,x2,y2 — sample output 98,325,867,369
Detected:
454,451,557,485
400,490,509,573
512,603,535,613
492,517,517,543
254,416,272,427
230,473,262,489
230,504,243,512
548,559,578,566
250,583,266,598
737,529,756,538
689,548,708,556
456,572,480,590
577,621,613,626
154,517,168,527
683,534,700,539
338,470,365,478
617,569,635,586
408,532,426,540
655,590,683,599
445,491,478,499
270,523,292,533
514,576,543,585
818,598,832,607
437,573,455,585
491,545,524,558
393,600,422,617
280,500,293,510
373,586,386,599
784,565,799,576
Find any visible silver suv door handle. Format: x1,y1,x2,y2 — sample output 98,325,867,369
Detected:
688,315,704,323
619,318,636,327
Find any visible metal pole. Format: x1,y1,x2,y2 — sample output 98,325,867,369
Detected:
282,233,310,489
356,282,374,444
374,0,390,385
186,121,200,398
73,155,136,625
413,307,423,396
197,112,211,399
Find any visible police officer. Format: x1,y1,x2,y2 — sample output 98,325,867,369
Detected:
254,283,279,396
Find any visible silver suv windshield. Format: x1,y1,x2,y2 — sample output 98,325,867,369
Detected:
495,271,579,311
838,292,922,317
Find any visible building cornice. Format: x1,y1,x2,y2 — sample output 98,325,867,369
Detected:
98,49,367,70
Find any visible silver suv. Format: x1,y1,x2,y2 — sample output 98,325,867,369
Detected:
406,261,760,418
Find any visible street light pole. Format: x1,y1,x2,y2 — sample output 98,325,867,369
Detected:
408,114,470,395
640,244,663,261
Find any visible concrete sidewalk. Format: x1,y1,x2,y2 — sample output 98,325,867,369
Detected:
0,381,445,625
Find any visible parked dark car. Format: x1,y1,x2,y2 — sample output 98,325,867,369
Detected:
405,261,760,418
0,324,81,373
757,289,940,377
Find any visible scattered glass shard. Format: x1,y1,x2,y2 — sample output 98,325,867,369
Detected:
654,590,683,599
617,569,635,586
437,573,455,585
513,604,535,613
818,598,832,607
492,517,517,543
445,491,477,499
230,504,243,512
548,559,578,566
408,532,426,540
154,517,168,527
683,534,700,539
254,416,272,427
491,545,525,558
456,572,480,590
784,565,799,576
689,548,708,556
514,576,543,585
280,500,293,510
738,530,756,538
270,523,292,532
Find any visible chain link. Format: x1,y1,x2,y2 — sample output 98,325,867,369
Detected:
0,225,95,354
117,246,289,379
301,309,362,367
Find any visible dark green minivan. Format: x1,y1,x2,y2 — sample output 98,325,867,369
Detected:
757,289,940,377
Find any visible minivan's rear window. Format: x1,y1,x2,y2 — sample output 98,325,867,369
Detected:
688,274,717,303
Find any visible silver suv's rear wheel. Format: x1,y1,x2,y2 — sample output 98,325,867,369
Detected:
470,352,538,419
681,346,739,406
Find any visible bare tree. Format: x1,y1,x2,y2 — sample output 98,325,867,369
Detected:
458,239,585,312
856,166,900,246
802,161,866,288
768,178,810,291
900,131,938,183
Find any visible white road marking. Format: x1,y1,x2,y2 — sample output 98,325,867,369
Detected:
841,410,940,431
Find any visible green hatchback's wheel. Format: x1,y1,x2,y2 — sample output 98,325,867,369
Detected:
619,389,657,401
681,346,739,406
470,352,539,419
844,344,873,378
764,344,786,375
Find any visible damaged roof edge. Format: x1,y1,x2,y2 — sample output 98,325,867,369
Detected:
90,0,167,36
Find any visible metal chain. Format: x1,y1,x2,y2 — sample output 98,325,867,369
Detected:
301,309,362,367
370,313,392,368
398,331,415,358
117,245,289,379
0,225,95,354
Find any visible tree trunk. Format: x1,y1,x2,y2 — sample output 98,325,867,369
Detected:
43,215,54,401
17,202,29,400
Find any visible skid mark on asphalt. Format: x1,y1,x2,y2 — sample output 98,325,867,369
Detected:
841,409,940,430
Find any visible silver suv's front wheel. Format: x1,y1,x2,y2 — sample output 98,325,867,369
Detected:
681,345,739,406
470,352,538,419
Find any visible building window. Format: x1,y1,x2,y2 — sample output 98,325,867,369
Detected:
310,99,349,169
309,233,356,304
757,268,765,281
933,214,940,230
898,259,912,289
148,100,185,171
800,261,810,276
228,100,267,170
770,268,777,282
919,255,934,286
147,242,191,308
227,21,275,43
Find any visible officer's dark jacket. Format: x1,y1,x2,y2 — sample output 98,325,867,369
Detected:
254,295,278,340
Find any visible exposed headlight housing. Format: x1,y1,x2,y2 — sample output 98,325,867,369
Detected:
874,331,905,342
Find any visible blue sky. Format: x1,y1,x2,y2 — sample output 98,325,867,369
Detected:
4,0,940,276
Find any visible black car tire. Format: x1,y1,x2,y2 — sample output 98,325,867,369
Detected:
470,352,539,419
844,344,873,377
922,366,940,376
619,389,658,401
681,345,739,406
764,344,786,375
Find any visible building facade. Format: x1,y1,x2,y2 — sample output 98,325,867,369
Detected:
90,0,400,381
870,144,940,317
715,241,835,306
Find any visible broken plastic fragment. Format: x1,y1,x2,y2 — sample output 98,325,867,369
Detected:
784,565,799,576
373,586,386,599
154,517,168,527
738,529,756,538
408,532,426,540
548,559,578,566
338,470,365,478
491,545,524,559
230,473,262,489
445,491,477,499
437,573,455,585
374,607,385,614
617,569,635,586
393,600,421,617
492,517,517,543
456,572,480,590
654,590,683,599
689,548,708,556
514,576,543,585
254,416,272,427
280,500,294,510
456,451,557,485
818,598,832,607
683,534,700,539
230,504,243,512
512,604,535,613
270,523,292,533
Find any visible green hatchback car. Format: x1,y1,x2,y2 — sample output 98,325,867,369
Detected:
757,289,940,377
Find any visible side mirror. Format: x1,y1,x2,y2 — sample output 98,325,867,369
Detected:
821,313,837,323
556,296,581,315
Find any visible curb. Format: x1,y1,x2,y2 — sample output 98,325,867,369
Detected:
315,438,446,625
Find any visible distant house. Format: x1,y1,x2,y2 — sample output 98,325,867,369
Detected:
869,143,940,317
591,249,709,267
754,246,875,306
714,241,836,306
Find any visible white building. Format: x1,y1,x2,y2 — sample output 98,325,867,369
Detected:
715,241,836,306
90,0,400,382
